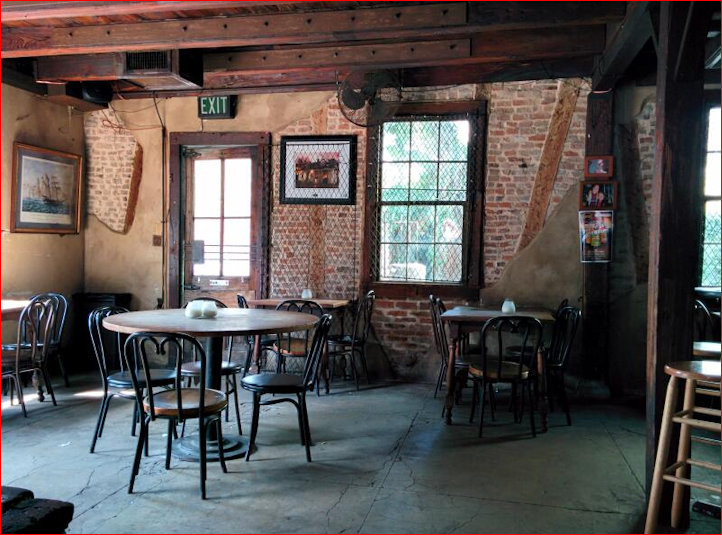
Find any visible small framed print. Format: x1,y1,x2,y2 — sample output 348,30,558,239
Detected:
584,155,614,179
579,210,614,263
279,135,357,205
11,142,83,234
579,181,618,210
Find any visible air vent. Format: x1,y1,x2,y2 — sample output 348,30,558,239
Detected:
125,51,171,72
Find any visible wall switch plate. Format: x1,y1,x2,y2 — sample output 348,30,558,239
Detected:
209,279,230,287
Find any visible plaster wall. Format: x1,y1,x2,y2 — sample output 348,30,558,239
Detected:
1,83,85,342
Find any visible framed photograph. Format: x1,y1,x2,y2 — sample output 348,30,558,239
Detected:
584,155,614,178
11,142,82,234
280,135,357,205
579,210,614,263
579,180,618,210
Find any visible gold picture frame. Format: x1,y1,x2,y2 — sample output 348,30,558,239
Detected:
11,142,83,234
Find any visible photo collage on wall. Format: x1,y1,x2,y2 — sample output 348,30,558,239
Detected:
579,155,616,263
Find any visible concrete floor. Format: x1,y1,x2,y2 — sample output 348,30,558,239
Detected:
1,375,719,534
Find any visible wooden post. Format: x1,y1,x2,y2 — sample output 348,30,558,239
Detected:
582,91,613,379
645,1,709,527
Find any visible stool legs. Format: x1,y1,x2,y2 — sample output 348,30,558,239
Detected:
671,378,696,529
645,375,678,534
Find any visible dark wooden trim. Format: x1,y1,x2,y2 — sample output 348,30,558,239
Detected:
645,1,711,524
369,282,479,301
394,100,486,116
581,91,613,380
167,132,271,309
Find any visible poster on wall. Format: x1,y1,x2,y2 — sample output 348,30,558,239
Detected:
579,210,614,263
11,142,82,234
279,135,357,205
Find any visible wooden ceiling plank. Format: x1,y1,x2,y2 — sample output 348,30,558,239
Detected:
468,2,626,27
35,52,125,81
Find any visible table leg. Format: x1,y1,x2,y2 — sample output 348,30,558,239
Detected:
444,336,458,424
172,336,249,461
32,370,45,402
323,341,330,394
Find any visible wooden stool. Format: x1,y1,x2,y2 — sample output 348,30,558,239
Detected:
645,360,721,533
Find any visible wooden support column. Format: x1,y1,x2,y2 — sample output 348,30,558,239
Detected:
582,91,613,379
518,80,580,251
645,1,709,525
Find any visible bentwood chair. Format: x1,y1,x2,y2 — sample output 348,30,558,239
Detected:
123,332,228,499
181,297,243,434
237,293,276,375
242,314,332,462
273,300,325,374
327,290,375,390
544,306,581,426
88,306,176,453
468,316,543,437
1,295,57,416
693,299,721,342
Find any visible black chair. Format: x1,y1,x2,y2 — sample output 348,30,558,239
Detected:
181,298,243,434
273,299,325,374
237,293,276,375
1,296,57,416
88,306,176,453
327,290,375,390
42,293,70,387
241,314,332,462
123,331,228,499
693,299,721,342
468,316,543,437
544,306,581,426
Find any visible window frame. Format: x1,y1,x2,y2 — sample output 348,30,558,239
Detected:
699,99,721,287
362,101,486,299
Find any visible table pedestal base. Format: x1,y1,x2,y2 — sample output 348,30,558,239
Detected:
172,434,250,462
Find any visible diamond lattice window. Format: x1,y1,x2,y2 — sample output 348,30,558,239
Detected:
700,107,721,287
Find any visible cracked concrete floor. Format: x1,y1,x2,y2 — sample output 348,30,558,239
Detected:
2,375,719,534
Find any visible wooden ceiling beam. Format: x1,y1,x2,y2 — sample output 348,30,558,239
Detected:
205,25,603,75
592,2,655,90
1,2,624,59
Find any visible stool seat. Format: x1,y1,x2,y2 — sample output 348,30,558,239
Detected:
664,360,721,382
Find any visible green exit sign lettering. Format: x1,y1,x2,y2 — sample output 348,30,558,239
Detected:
197,95,237,119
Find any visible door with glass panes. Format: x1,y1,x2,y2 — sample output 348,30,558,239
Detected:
182,146,260,306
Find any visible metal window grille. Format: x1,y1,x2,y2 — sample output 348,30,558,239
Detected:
700,107,721,287
368,115,479,284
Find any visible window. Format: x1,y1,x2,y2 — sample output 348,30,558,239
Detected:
192,156,252,277
700,106,721,287
370,113,481,287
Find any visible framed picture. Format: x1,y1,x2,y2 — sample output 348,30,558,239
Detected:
11,142,82,234
584,155,614,178
579,180,618,210
579,210,614,263
280,135,357,205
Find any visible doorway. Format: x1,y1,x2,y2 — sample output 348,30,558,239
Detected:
167,132,270,309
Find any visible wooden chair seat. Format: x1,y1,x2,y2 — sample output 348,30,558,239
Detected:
144,388,227,419
181,360,244,376
468,361,530,381
241,372,308,394
107,369,176,389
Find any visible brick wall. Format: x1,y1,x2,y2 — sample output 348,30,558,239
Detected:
484,80,589,283
84,109,142,233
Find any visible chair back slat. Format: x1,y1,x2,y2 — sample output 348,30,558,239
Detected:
429,296,448,364
123,332,200,421
275,300,325,361
14,295,57,366
236,294,249,309
546,306,581,368
351,291,375,345
481,316,543,380
302,314,333,388
88,306,130,383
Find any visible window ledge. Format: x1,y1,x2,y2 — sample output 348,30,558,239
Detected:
369,281,480,300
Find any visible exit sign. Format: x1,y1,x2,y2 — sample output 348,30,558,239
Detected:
197,95,236,119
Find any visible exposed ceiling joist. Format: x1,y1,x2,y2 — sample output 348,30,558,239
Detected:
1,2,624,59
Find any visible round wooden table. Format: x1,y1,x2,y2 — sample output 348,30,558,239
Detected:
103,308,319,461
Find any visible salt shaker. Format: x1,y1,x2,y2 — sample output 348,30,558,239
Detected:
501,298,516,313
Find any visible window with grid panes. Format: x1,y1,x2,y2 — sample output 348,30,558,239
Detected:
700,106,721,287
375,117,473,283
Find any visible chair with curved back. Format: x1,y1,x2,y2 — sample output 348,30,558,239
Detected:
88,305,177,453
544,305,581,426
123,331,228,499
1,295,58,416
693,299,721,342
273,299,325,374
237,293,277,375
42,293,70,387
181,297,243,434
429,295,474,401
242,314,332,462
468,316,544,437
327,290,375,390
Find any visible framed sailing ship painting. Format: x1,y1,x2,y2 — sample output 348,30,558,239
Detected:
11,142,82,234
